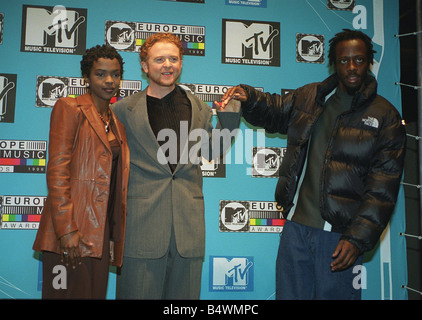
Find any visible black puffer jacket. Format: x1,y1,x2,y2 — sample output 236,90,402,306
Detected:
240,74,406,253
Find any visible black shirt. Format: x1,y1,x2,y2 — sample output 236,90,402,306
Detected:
147,87,192,172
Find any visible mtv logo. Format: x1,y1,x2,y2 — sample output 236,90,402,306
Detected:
42,82,66,100
0,74,17,123
105,21,136,51
222,19,280,66
224,206,247,224
22,5,86,53
301,39,323,56
256,152,278,170
36,76,68,107
200,156,218,171
210,256,254,291
224,20,279,60
219,201,249,232
252,147,282,177
110,27,133,44
0,76,15,116
328,0,355,11
296,34,325,64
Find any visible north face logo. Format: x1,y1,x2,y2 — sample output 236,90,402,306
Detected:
362,116,379,128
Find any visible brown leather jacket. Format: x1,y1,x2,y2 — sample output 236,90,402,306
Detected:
33,93,130,267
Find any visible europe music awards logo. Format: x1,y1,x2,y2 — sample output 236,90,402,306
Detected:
219,200,285,233
35,75,142,107
105,20,205,56
21,5,87,55
222,18,280,67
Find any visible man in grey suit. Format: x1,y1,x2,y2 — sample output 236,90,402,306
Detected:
112,33,241,299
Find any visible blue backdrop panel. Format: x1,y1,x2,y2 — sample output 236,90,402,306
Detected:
0,0,407,300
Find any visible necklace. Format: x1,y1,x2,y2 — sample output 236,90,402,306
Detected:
98,109,111,133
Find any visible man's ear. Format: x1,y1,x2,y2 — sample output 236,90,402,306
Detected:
141,61,148,74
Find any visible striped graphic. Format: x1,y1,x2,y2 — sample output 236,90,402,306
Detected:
135,30,205,55
0,158,45,166
249,218,285,226
105,20,205,56
2,214,41,222
67,86,86,96
249,206,285,229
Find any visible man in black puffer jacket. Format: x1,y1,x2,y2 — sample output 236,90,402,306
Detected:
219,29,406,300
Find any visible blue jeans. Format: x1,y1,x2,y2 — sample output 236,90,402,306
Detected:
276,220,362,300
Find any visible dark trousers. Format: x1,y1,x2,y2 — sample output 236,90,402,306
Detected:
276,220,363,300
41,223,110,299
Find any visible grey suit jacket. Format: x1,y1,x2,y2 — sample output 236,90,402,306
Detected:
112,86,241,258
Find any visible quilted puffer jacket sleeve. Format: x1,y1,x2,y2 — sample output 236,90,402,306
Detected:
340,108,406,253
239,84,296,134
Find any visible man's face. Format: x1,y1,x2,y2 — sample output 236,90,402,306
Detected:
141,41,182,96
335,38,370,95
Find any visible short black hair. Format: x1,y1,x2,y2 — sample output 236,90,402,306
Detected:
328,29,376,66
80,44,124,78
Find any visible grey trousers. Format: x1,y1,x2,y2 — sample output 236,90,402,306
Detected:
116,229,203,299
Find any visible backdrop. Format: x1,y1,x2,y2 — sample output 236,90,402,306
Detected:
0,0,407,300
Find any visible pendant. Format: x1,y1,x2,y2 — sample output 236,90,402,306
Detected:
98,109,111,134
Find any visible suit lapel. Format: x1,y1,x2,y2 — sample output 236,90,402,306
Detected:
174,89,204,174
76,93,111,153
125,89,173,173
